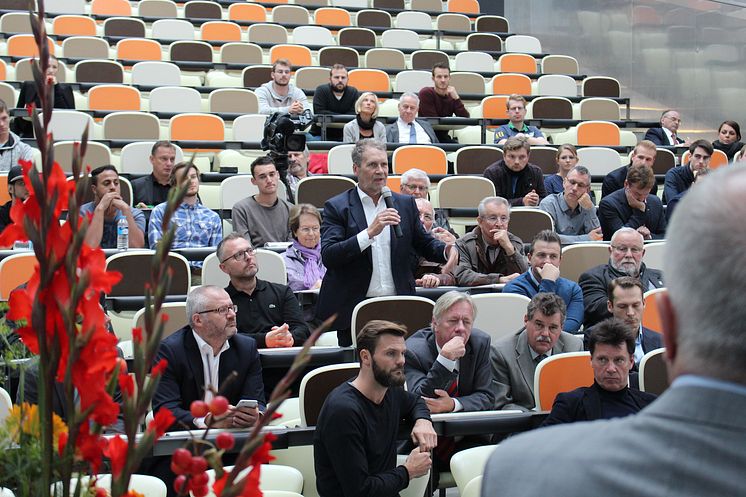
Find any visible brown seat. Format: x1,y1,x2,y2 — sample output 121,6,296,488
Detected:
75,60,124,84
374,0,405,7
184,0,222,19
475,15,509,33
454,146,503,174
339,27,377,48
466,33,503,52
528,146,560,175
582,76,621,98
507,208,555,244
243,65,272,88
356,9,392,28
296,176,356,209
530,97,573,120
318,46,359,69
300,363,360,427
411,50,449,70
351,296,435,347
169,41,213,63
653,148,676,175
639,348,669,395
103,17,146,37
105,252,190,297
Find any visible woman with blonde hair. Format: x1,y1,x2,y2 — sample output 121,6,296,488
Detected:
343,92,386,142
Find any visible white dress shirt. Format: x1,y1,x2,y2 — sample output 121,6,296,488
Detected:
355,186,396,297
192,329,231,428
396,118,432,144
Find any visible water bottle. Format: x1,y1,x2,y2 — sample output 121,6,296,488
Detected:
116,218,129,250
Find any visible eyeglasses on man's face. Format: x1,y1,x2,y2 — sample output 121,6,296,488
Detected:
221,247,256,264
611,245,643,255
197,305,238,316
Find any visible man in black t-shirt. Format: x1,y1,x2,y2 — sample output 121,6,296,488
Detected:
132,141,176,208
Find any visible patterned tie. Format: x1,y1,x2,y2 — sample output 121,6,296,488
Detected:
535,354,547,365
409,122,417,144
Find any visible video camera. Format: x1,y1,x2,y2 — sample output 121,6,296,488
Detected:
261,111,314,203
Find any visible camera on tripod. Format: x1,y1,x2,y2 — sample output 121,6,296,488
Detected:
261,111,313,203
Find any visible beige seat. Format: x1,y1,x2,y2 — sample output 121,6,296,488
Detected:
105,251,190,297
209,89,259,114
54,141,112,174
0,387,12,423
639,347,668,395
350,296,435,348
102,112,161,140
450,444,497,490
131,302,187,342
471,294,531,342
220,42,264,64
507,208,554,244
559,243,610,282
365,48,406,70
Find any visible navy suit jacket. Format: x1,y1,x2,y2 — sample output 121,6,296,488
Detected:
316,189,446,344
152,325,266,431
601,165,659,199
541,383,657,426
644,127,684,147
598,188,666,241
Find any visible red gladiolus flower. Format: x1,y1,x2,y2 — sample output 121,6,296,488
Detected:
104,435,128,477
119,369,134,398
132,327,143,344
58,432,68,456
151,358,168,377
148,408,175,438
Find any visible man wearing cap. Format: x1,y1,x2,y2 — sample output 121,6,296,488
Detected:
0,165,29,233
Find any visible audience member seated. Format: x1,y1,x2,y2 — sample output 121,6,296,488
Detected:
643,109,689,147
503,230,584,332
418,62,470,143
256,58,312,117
666,167,709,222
0,99,34,172
148,162,222,271
598,164,665,241
13,55,74,138
0,165,28,234
385,92,439,144
453,196,527,286
544,144,577,195
283,203,326,291
343,92,386,143
285,146,314,200
579,227,664,328
601,140,659,198
542,318,657,426
712,120,743,161
583,276,662,366
405,291,495,484
663,139,712,203
493,94,549,146
314,320,436,497
218,232,309,348
414,198,457,287
491,293,583,411
539,165,602,243
484,136,547,207
400,168,454,234
311,64,359,141
81,165,146,249
132,141,176,208
232,156,292,248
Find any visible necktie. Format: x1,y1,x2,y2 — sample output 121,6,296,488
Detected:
671,133,677,145
536,354,547,365
409,122,416,144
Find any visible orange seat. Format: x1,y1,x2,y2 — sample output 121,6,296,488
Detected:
392,145,447,175
642,288,666,334
88,85,141,112
269,45,312,68
386,175,401,192
491,73,532,95
576,121,620,146
170,114,225,149
348,69,390,93
682,149,728,169
0,253,38,298
498,53,536,74
0,60,6,80
481,96,509,119
7,34,55,58
116,38,162,61
0,175,10,205
91,0,132,16
52,15,97,36
534,352,594,410
315,7,351,27
447,0,479,14
201,21,242,42
228,3,267,22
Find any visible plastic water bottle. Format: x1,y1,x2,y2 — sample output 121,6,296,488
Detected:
116,218,128,250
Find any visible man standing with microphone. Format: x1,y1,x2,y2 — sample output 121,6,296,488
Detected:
317,139,457,346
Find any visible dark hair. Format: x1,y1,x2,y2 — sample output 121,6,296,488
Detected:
250,155,276,177
356,320,407,359
330,63,347,74
0,98,9,114
607,276,644,304
431,62,450,76
289,203,321,237
216,232,251,263
90,165,118,185
625,164,655,189
718,120,741,142
588,317,636,355
570,165,591,177
689,138,714,156
169,161,199,186
151,140,176,156
529,229,561,254
526,293,566,325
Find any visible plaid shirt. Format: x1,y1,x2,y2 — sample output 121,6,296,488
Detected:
148,201,223,267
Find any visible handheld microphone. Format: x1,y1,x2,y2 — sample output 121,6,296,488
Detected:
381,186,403,238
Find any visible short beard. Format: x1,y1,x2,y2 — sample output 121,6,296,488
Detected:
372,358,405,388
611,259,640,276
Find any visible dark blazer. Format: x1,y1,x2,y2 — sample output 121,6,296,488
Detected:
483,160,547,206
316,189,446,344
152,325,266,431
663,165,694,204
601,165,659,198
643,127,684,147
385,118,439,143
598,188,666,241
541,383,657,426
583,325,662,355
13,82,75,137
404,327,496,412
579,262,665,328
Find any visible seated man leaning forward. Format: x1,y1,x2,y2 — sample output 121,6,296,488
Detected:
491,293,583,411
541,317,657,426
152,285,266,431
503,230,584,333
217,232,309,348
453,196,528,286
314,320,437,497
81,165,145,249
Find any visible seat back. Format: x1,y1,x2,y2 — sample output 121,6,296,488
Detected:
454,51,494,72
576,121,621,146
396,11,432,30
91,0,131,15
541,54,579,75
243,66,273,88
466,33,502,52
170,40,214,63
293,26,335,47
560,243,610,282
652,148,676,175
184,0,222,19
498,53,536,74
296,176,356,209
453,146,502,174
315,7,351,28
103,112,161,140
437,12,471,32
53,15,97,36
366,48,406,70
232,114,268,142
300,363,360,426
106,252,190,297
220,43,264,65
7,34,55,57
133,302,188,341
88,85,141,112
480,95,508,120
269,45,313,67
639,348,669,395
504,34,541,54
64,36,110,60
381,29,419,50
475,15,508,32
318,46,358,68
151,19,195,41
55,141,112,174
132,61,181,86
410,50,449,70
138,0,179,18
529,96,573,120
578,97,621,121
471,294,531,342
0,387,12,423
247,23,288,44
392,145,447,175
449,445,497,491
104,17,147,38
491,73,532,95
437,176,495,209
44,111,94,141
534,352,594,410
202,249,286,287
209,89,259,114
117,38,163,62
395,70,431,93
582,76,621,98
641,241,666,271
350,296,435,347
272,5,311,24
449,72,486,94
170,114,225,142
294,67,329,91
528,145,560,175
75,60,125,84
0,253,37,299
326,144,355,175
338,27,377,48
228,3,267,22
357,9,393,29
348,68,391,92
576,146,622,176
200,21,242,42
642,287,667,334
149,87,202,113
447,0,479,14
507,208,554,243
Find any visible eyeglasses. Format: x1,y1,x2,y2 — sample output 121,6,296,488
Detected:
220,248,255,263
611,245,643,255
298,226,320,234
481,215,509,224
197,305,238,316
403,184,429,192
566,179,589,188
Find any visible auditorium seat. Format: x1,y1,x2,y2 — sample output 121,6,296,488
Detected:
395,11,433,31
533,352,593,410
472,293,531,342
91,0,132,16
220,42,264,64
151,19,196,41
350,296,434,347
453,145,502,174
578,97,621,121
43,110,96,141
393,70,431,92
88,85,141,112
581,76,621,98
464,32,503,52
356,9,393,29
149,86,203,113
137,0,178,18
338,27,377,48
200,21,242,43
103,112,162,140
116,38,163,62
454,51,495,72
63,36,110,59
247,23,289,44
576,147,623,176
209,88,259,114
380,29,420,50
314,7,352,28
318,46,359,68
437,12,471,33
169,40,214,64
410,49,449,70
292,26,336,47
528,96,573,120
474,15,509,33
497,53,537,74
269,45,313,67
447,0,480,14
559,243,610,282
74,60,125,84
508,208,555,243
103,17,147,38
0,12,33,34
348,68,391,93
296,176,357,209
272,5,311,25
7,34,55,58
183,0,223,20
392,145,448,175
490,73,532,96
365,48,407,70
118,141,184,174
0,253,37,299
228,3,267,23
541,54,579,75
411,0,443,11
294,66,329,91
504,34,542,54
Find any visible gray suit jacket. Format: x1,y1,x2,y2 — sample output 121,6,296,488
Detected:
404,327,496,412
385,118,439,144
482,383,746,497
491,328,583,411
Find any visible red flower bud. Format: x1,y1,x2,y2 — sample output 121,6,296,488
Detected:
172,448,192,473
209,396,229,417
215,431,235,451
173,475,187,494
190,456,208,475
190,400,209,418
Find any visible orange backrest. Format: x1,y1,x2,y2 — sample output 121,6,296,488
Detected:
88,85,141,111
386,175,401,192
0,175,9,204
0,254,38,298
348,69,390,92
201,21,242,42
228,3,267,22
170,114,224,141
393,145,447,175
0,60,6,80
53,15,97,36
7,35,55,58
117,39,162,61
681,150,729,170
642,289,666,334
269,45,312,68
91,0,132,16
491,73,532,95
481,96,509,119
315,7,351,27
577,121,620,146
499,54,536,74
447,0,479,14
536,353,594,410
